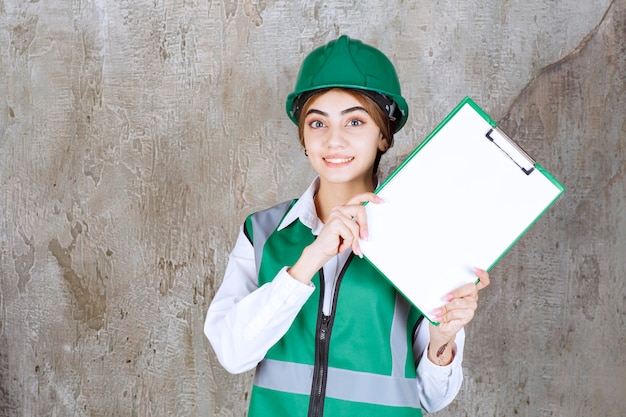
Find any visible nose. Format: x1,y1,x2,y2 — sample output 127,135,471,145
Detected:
326,124,346,148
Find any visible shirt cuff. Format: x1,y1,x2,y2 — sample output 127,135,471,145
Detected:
243,267,314,341
276,267,315,302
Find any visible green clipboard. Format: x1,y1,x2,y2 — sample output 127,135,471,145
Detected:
359,97,565,324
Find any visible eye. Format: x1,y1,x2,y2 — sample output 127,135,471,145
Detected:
347,119,364,127
309,120,325,129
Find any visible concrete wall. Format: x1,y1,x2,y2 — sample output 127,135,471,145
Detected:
1,0,624,415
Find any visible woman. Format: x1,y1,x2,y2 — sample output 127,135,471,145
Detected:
205,35,489,417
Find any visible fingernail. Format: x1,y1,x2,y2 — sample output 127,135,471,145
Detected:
444,293,454,302
432,308,443,317
361,231,369,241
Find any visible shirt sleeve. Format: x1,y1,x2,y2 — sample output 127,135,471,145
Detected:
204,226,314,374
413,320,466,413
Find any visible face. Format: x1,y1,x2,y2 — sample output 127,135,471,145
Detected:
302,89,386,188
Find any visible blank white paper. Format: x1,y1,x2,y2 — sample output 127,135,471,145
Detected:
359,101,564,324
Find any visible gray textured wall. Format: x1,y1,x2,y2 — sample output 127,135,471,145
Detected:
1,0,624,416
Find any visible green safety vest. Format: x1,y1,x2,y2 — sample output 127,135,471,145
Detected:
244,201,424,417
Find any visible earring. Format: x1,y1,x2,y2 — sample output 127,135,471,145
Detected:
304,149,308,157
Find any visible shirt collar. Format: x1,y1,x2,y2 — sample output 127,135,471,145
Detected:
277,177,323,234
276,176,380,235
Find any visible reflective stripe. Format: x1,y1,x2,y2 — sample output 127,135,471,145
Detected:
255,359,419,408
326,366,418,408
250,200,293,275
390,292,412,378
255,358,314,395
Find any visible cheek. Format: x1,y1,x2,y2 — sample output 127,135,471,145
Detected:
357,140,383,161
302,137,315,152
302,131,313,149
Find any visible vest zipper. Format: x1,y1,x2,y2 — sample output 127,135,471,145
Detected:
308,254,354,417
309,313,331,417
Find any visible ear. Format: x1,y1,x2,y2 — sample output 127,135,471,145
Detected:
378,133,389,152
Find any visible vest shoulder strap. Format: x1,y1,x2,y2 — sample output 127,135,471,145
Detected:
244,200,296,276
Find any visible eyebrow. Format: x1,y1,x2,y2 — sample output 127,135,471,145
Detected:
305,106,369,117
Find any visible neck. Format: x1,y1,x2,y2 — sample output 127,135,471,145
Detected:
314,177,376,223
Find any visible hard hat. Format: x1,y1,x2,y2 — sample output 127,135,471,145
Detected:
286,35,409,132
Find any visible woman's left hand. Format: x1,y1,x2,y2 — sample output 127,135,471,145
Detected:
427,269,490,364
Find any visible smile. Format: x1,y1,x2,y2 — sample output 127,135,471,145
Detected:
323,157,354,164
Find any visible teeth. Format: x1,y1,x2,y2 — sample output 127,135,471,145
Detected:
325,157,353,163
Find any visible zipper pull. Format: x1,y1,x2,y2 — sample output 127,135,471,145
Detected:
319,314,330,341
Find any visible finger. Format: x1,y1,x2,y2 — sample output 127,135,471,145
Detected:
438,293,478,314
334,205,367,241
334,222,356,253
431,304,448,322
474,268,490,290
349,207,369,241
449,295,479,312
349,204,375,240
346,192,383,240
331,216,362,256
345,192,383,206
338,235,353,254
447,282,479,301
433,296,478,322
343,213,364,256
438,306,476,325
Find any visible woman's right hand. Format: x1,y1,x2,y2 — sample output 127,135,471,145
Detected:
287,192,383,284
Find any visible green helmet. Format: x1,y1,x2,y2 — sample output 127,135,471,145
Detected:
286,35,409,132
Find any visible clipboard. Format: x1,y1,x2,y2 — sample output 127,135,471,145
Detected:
359,97,565,324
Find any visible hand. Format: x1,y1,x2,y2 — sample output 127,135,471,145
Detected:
427,268,490,365
288,192,382,284
313,192,382,259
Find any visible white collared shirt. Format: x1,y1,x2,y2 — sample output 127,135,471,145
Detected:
204,178,465,413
